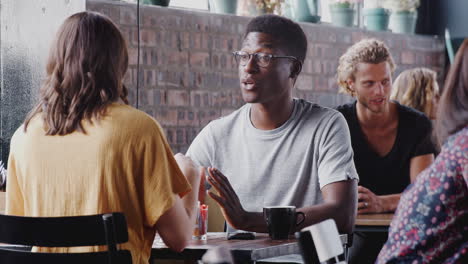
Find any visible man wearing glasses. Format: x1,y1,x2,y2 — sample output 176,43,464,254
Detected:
187,15,358,234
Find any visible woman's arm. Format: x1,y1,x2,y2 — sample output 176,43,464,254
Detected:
155,154,202,252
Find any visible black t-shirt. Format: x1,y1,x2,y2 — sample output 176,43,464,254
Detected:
336,101,436,195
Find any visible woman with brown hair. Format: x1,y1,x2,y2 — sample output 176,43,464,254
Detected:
377,39,468,264
6,11,201,264
391,67,440,120
391,68,441,154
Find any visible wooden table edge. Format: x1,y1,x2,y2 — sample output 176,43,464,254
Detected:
355,213,394,227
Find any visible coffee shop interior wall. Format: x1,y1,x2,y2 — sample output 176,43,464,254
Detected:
0,0,445,164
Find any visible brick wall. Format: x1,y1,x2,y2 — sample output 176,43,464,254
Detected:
87,0,446,153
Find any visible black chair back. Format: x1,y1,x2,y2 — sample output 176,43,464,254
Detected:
295,230,320,264
0,212,132,264
295,231,351,264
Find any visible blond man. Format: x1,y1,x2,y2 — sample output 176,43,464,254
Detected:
335,39,437,264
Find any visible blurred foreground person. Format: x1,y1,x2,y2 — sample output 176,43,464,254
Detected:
377,39,468,264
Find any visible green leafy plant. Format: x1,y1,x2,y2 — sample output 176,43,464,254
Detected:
255,0,285,14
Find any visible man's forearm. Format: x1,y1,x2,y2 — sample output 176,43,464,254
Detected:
210,175,356,234
379,194,401,212
298,203,355,234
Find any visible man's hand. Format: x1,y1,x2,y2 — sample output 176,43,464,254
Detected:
206,167,249,230
357,186,385,214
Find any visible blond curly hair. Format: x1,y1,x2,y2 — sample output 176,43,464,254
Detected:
337,39,395,95
390,68,439,118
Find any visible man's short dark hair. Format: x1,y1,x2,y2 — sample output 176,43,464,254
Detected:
244,14,307,64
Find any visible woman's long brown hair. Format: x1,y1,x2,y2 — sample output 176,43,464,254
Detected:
436,39,468,144
24,11,129,135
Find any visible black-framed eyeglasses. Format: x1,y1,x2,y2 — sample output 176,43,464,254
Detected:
232,51,300,68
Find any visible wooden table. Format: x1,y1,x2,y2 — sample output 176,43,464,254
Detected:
151,232,299,263
355,213,394,232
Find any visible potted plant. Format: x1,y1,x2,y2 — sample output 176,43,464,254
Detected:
238,0,285,16
329,0,362,27
384,0,420,34
285,0,320,23
208,0,238,14
363,0,391,31
141,0,170,6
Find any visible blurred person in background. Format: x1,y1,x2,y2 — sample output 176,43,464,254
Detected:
391,67,441,154
391,67,440,120
377,38,468,264
6,11,201,264
335,39,437,264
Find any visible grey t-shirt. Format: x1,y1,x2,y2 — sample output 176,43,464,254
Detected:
187,98,358,218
